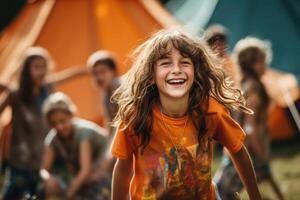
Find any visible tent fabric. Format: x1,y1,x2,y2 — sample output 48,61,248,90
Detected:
0,0,164,122
163,0,300,76
162,0,300,140
0,0,55,84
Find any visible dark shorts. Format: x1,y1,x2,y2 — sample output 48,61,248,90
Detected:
1,165,41,200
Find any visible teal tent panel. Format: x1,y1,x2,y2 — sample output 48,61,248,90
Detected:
162,0,300,75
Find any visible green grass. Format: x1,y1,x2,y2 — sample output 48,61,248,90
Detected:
213,142,300,200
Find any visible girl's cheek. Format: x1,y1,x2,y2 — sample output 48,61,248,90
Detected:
156,69,167,80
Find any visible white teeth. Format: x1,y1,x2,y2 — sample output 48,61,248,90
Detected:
167,79,185,84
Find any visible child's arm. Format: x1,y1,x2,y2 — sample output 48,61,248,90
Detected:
45,66,88,85
112,156,133,200
89,154,116,182
227,144,262,200
40,145,54,180
40,145,58,196
67,141,92,199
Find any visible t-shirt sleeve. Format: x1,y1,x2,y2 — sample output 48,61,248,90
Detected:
110,124,137,159
44,129,57,147
77,129,92,142
76,119,108,142
77,126,108,153
212,103,246,153
44,129,61,154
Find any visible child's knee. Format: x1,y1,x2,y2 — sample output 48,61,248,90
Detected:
43,177,63,197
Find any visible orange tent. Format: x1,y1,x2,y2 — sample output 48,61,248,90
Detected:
0,0,174,123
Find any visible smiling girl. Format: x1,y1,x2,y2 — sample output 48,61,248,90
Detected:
110,29,261,200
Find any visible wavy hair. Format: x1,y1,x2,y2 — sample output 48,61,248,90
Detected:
112,29,251,151
233,37,272,81
232,37,270,107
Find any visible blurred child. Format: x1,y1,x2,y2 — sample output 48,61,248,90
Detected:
110,29,261,200
214,37,284,200
41,92,109,200
205,24,241,86
87,50,121,199
87,50,120,136
0,46,86,199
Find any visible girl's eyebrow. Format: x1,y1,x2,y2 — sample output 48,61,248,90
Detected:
181,56,190,59
158,53,171,60
158,56,170,60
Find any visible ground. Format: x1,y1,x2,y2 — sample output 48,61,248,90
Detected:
212,141,300,200
0,141,299,199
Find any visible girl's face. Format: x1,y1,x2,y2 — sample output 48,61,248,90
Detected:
253,58,266,77
48,111,73,138
154,44,194,101
30,57,47,86
92,63,116,90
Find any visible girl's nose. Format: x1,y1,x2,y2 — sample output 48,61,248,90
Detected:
171,62,181,74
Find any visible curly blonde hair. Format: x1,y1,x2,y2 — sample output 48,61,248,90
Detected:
112,29,251,150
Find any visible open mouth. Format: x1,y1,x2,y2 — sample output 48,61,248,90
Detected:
166,78,186,86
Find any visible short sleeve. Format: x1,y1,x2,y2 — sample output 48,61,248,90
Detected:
76,124,108,157
77,129,93,142
44,129,58,149
211,101,246,153
75,119,108,142
110,124,138,159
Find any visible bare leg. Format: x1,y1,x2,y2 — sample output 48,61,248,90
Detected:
266,177,284,200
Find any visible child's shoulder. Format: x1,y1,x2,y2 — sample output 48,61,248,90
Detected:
198,98,232,135
116,122,136,137
73,118,108,138
206,97,228,114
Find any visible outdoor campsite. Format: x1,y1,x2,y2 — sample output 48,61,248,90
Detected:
0,0,300,199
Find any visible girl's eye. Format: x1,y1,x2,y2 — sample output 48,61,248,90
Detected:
160,62,171,67
181,60,192,66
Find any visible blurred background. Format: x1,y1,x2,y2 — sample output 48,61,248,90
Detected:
0,0,300,199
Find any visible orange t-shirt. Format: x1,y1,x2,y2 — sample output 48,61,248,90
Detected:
111,98,245,200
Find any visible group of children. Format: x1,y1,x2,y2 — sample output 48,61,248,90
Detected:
0,48,119,199
0,25,284,200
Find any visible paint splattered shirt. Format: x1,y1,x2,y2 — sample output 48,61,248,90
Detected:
111,98,245,200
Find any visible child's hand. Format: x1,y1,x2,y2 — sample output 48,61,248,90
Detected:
43,176,60,196
234,192,242,200
88,171,102,183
